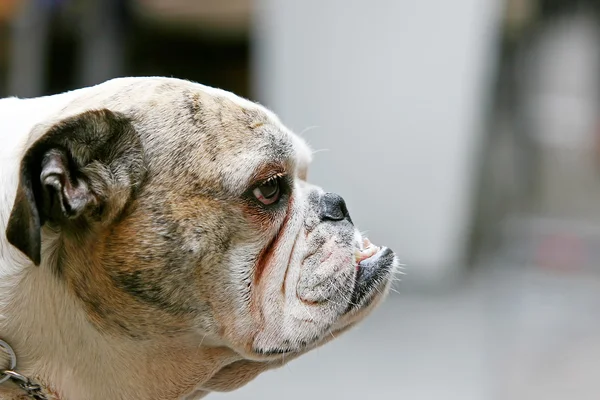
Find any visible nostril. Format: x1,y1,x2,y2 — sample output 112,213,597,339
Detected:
320,193,352,223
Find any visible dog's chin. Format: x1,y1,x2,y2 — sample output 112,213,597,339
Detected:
245,239,397,362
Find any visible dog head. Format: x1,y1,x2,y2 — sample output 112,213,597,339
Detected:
5,77,398,391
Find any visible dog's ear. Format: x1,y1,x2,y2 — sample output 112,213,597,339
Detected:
6,109,146,265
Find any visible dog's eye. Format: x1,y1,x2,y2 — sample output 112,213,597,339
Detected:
253,176,282,205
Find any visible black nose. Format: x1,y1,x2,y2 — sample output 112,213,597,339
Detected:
320,192,352,223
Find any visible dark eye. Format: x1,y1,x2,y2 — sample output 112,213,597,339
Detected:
253,176,282,205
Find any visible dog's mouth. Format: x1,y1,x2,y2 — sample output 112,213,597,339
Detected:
348,238,395,310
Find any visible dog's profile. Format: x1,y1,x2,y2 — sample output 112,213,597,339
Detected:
0,77,398,399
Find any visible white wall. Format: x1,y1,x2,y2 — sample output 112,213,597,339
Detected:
252,0,502,284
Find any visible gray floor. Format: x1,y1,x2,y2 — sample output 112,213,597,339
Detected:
213,263,600,400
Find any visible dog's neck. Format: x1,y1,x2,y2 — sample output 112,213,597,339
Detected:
0,93,258,399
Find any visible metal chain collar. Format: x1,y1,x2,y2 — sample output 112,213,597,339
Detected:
0,339,49,400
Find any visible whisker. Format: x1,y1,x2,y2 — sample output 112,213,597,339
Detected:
310,148,330,155
319,291,344,307
329,280,356,306
328,329,337,341
389,287,401,295
196,333,208,356
299,125,320,136
299,301,315,321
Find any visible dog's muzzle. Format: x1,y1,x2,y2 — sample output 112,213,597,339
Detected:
317,192,395,312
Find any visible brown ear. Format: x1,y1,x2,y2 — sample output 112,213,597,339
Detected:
6,109,146,265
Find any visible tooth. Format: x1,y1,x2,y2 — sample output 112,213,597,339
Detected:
363,237,371,248
354,249,362,264
354,244,380,264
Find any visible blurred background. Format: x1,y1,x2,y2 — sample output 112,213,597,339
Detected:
3,0,600,398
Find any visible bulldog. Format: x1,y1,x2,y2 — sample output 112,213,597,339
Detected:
0,77,399,399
